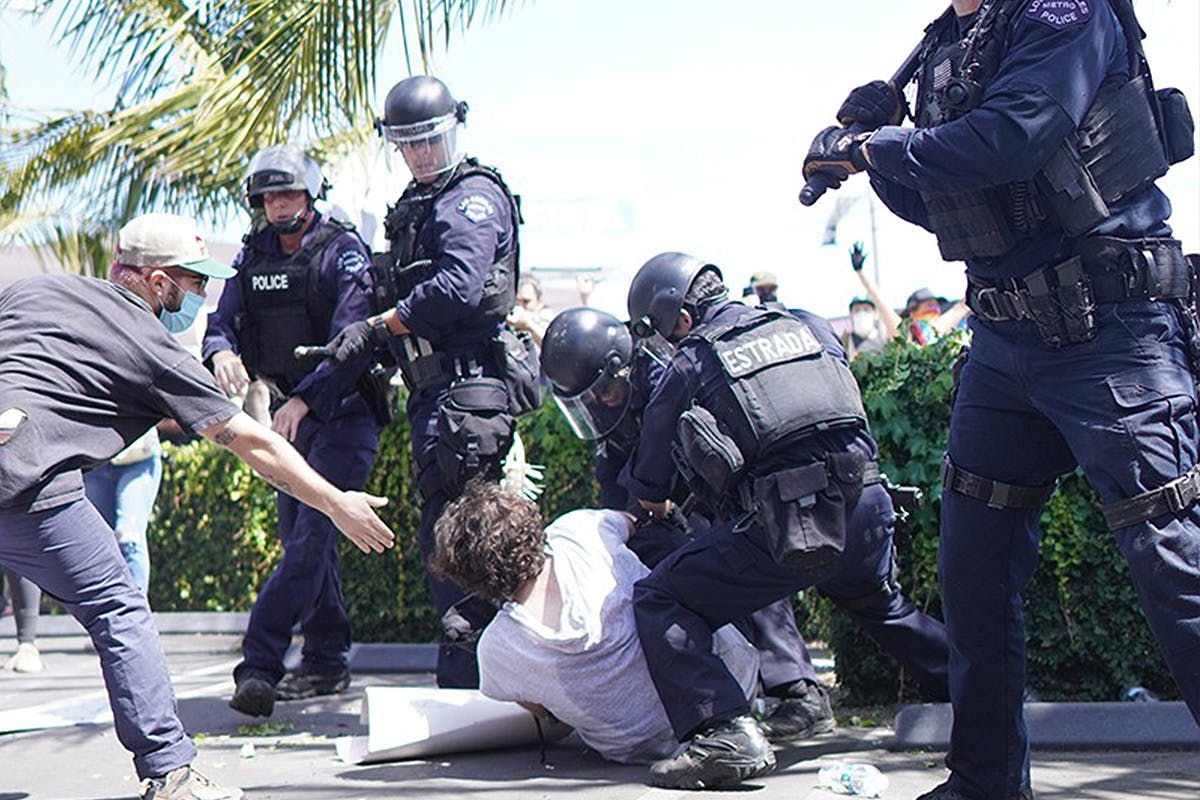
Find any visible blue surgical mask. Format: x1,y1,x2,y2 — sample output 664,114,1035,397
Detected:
158,276,205,333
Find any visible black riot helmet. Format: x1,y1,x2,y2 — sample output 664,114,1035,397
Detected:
541,307,635,440
378,76,469,180
627,252,724,340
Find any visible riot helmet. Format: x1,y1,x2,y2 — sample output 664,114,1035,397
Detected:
627,252,724,341
378,76,468,181
541,307,635,440
244,145,328,234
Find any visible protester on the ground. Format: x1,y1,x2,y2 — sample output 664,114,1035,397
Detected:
429,479,759,765
621,253,949,789
2,571,42,672
804,1,1200,798
324,75,527,689
542,304,949,742
203,145,380,718
83,426,164,595
0,211,394,800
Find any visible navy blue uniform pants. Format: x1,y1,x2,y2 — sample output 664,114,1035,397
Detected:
0,498,196,779
942,302,1200,799
235,402,378,685
634,482,948,739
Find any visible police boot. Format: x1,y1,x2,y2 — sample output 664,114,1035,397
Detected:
648,714,775,790
915,782,1034,800
759,679,835,743
228,676,275,718
275,666,351,701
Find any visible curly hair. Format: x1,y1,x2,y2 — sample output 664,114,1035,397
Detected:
430,480,547,602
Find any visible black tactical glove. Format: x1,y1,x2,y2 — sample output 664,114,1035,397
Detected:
803,126,872,186
837,80,907,128
327,316,391,364
850,242,868,272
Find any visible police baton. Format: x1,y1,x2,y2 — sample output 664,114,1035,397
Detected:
799,39,926,207
293,344,335,361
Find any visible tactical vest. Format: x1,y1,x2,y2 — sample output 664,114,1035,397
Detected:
683,309,867,464
237,217,359,392
375,158,521,330
912,0,1174,261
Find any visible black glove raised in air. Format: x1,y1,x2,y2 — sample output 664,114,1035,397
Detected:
837,80,907,128
850,242,868,272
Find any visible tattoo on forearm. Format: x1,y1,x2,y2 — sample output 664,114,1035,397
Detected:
213,429,237,446
260,472,294,497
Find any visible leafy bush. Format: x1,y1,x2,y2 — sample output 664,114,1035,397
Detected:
148,342,1175,702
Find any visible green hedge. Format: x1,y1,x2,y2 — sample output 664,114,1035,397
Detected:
148,344,1175,703
798,334,1174,705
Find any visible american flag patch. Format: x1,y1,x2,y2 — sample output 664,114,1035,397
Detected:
0,408,27,446
933,59,953,90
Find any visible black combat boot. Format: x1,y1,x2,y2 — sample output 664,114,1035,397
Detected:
759,679,835,742
648,714,776,790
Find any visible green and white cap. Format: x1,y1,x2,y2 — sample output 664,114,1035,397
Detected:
116,213,235,279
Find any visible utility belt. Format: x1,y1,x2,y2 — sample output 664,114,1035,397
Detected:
396,336,495,393
966,237,1189,348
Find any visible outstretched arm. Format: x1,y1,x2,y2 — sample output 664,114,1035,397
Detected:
849,243,902,340
200,412,394,554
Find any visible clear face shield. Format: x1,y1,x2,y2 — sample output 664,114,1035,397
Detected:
636,332,675,369
380,112,461,180
553,367,634,441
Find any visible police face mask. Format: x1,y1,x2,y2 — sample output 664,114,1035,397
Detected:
158,275,205,333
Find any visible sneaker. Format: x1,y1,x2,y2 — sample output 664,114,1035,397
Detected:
229,676,275,717
916,781,1034,800
5,642,44,673
759,680,835,742
275,667,351,701
140,766,243,800
648,715,776,790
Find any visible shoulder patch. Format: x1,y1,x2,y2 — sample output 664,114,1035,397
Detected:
336,247,368,275
1025,0,1091,31
456,194,497,223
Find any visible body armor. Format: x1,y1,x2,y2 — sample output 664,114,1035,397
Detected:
683,309,867,465
912,0,1176,261
376,158,520,328
237,218,357,393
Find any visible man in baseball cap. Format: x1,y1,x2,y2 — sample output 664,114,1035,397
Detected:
0,211,396,800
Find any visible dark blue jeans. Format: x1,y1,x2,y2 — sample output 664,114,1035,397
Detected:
235,403,378,685
941,301,1200,799
634,482,948,739
0,498,196,779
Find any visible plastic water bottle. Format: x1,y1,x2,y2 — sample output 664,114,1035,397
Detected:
816,761,889,797
1125,686,1159,702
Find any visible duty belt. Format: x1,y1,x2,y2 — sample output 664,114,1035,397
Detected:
735,457,881,516
1102,463,1200,531
966,237,1189,347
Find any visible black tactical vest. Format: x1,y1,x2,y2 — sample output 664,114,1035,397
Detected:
683,309,867,463
912,0,1171,261
237,217,359,392
376,158,521,331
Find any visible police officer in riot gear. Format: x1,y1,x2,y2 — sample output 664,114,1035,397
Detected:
325,76,525,688
804,2,1199,799
203,144,379,717
620,253,949,789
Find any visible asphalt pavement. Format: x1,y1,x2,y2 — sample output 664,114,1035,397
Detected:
1,615,1197,800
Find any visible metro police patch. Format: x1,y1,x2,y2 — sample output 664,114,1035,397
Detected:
337,248,368,274
1026,0,1091,31
457,195,496,223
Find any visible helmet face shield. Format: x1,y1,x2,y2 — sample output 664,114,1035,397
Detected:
637,332,675,369
381,112,460,179
553,369,633,440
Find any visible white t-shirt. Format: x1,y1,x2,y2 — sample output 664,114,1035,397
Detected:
477,509,758,764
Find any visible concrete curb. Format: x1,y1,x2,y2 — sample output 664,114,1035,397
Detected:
1,611,439,673
893,702,1200,750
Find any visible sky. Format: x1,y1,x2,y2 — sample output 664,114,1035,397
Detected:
2,0,1198,319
